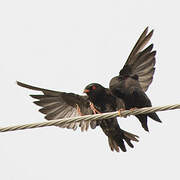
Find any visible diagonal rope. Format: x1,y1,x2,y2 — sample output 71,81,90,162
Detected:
0,104,180,133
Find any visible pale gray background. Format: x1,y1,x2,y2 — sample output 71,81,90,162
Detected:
0,0,180,179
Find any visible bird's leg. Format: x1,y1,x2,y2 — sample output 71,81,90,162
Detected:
89,102,101,114
76,104,83,116
123,107,138,118
118,107,138,117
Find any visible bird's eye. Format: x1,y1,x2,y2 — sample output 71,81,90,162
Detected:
92,85,96,90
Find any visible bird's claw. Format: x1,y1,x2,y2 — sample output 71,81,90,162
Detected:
89,102,101,114
118,108,126,117
129,107,138,111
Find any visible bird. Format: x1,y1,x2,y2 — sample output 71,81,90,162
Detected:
109,27,161,132
83,83,139,152
17,81,139,152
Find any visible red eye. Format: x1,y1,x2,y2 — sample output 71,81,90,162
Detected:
92,85,96,90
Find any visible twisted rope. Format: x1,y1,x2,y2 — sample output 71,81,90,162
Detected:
1,104,180,133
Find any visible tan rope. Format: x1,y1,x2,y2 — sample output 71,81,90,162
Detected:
1,104,180,133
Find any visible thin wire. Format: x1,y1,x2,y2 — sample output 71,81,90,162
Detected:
0,104,180,133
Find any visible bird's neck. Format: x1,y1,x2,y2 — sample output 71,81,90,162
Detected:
89,92,113,110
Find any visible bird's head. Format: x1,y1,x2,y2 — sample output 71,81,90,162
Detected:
83,83,105,99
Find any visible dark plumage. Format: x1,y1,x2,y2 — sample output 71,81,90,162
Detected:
17,81,93,131
84,83,139,152
109,27,161,132
17,81,139,152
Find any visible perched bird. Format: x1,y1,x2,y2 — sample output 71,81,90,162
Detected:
17,81,139,152
84,83,139,152
109,27,161,132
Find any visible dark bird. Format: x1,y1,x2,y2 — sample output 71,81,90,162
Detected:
17,81,139,152
109,27,161,132
84,83,139,152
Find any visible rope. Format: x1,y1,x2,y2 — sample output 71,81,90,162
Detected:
1,104,180,133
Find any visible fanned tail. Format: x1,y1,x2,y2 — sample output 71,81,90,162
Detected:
100,119,139,152
108,128,139,152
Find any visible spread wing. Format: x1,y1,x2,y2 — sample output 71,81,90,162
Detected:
17,81,97,131
120,27,156,91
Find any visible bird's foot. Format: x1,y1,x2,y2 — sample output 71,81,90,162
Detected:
76,104,83,116
89,102,101,114
129,107,138,111
126,107,138,117
118,108,126,117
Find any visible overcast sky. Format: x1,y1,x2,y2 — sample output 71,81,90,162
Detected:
0,0,180,179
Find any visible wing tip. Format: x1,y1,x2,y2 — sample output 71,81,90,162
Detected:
30,95,38,99
39,108,47,114
16,81,23,87
144,26,149,34
143,26,154,37
33,101,42,106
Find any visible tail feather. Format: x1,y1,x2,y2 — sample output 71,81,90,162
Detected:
124,138,134,148
122,130,139,142
108,138,120,152
100,118,139,152
136,114,149,132
122,130,139,148
136,113,161,132
106,128,139,152
148,113,162,123
112,134,127,152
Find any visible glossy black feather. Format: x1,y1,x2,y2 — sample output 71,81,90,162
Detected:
17,81,139,152
84,83,139,152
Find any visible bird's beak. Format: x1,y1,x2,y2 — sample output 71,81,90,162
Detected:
83,89,90,93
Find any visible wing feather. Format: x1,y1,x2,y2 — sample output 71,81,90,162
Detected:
17,81,95,130
120,27,156,92
125,27,153,66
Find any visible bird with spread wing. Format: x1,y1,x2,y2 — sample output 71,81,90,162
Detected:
17,81,139,152
109,27,161,132
17,27,160,152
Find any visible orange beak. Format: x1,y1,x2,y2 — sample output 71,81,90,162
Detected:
83,89,90,93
